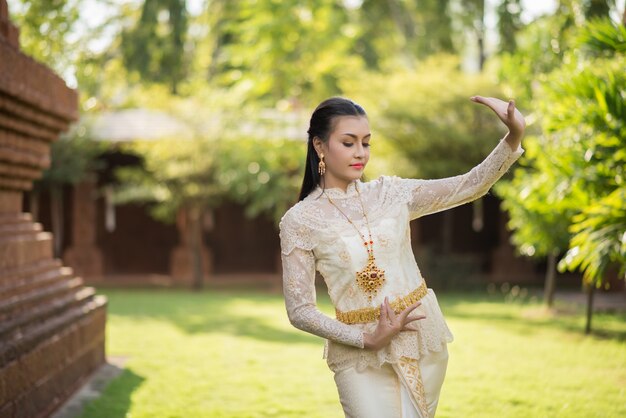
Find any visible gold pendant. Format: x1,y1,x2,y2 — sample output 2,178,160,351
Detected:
356,254,386,301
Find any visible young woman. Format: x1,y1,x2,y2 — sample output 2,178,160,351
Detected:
279,96,525,418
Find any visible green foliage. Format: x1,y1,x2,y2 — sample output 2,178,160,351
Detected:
217,137,305,224
357,0,456,65
109,88,308,225
37,121,107,187
495,136,582,257
115,133,306,225
552,55,626,285
114,136,220,223
8,0,80,75
495,11,578,105
207,0,362,103
497,0,523,53
579,17,626,55
561,188,626,286
345,55,506,179
122,0,188,94
497,15,626,289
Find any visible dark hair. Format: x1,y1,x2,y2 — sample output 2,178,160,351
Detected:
298,97,367,201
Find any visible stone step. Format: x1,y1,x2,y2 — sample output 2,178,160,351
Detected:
0,219,42,236
0,231,53,270
0,262,70,298
0,258,61,285
0,286,96,341
0,295,106,368
0,212,32,225
0,276,84,318
0,296,106,418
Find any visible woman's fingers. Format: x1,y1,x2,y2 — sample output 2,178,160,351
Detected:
404,313,427,325
384,297,395,321
401,319,425,331
379,300,388,321
399,300,422,321
471,96,525,135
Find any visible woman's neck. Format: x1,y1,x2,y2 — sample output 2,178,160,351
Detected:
322,178,353,192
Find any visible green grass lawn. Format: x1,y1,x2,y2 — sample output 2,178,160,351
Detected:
79,287,626,418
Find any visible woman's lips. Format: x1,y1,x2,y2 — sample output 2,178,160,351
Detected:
350,164,364,169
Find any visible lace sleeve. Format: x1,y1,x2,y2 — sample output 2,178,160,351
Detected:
391,138,524,219
279,213,364,348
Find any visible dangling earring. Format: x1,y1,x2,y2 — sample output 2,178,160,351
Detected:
318,153,326,175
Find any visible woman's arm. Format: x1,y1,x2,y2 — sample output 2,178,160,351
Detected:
395,97,526,219
281,247,364,348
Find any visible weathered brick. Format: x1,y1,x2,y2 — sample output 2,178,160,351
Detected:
0,2,107,416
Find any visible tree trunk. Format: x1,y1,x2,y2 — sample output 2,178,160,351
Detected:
544,250,558,307
189,206,204,291
50,185,64,258
584,283,595,335
477,31,486,71
476,0,486,71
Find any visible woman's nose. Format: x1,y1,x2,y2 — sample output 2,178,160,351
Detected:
354,143,365,157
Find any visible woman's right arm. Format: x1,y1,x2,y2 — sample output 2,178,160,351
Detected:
281,246,364,348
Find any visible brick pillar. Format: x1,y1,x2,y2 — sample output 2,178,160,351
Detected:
0,2,107,417
63,177,104,279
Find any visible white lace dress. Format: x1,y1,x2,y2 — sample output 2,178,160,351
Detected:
279,138,524,375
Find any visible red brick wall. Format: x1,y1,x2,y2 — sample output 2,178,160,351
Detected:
0,1,107,416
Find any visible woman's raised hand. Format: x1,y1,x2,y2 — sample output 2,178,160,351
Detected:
470,96,526,138
362,297,426,351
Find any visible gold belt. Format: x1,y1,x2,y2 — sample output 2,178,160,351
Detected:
335,282,428,325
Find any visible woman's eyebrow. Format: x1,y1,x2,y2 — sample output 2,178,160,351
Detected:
341,132,371,139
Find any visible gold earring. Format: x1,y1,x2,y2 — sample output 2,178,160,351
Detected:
318,153,326,175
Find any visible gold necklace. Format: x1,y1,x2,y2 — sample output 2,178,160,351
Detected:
324,184,386,301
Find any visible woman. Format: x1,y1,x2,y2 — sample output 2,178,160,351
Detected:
279,96,525,418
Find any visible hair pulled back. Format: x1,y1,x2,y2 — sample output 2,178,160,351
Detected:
298,97,367,201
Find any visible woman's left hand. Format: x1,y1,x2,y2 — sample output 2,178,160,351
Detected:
470,96,526,137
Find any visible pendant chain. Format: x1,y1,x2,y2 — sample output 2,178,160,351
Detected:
323,183,386,300
324,184,374,254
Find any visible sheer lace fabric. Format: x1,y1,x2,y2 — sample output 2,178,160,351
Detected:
279,139,524,372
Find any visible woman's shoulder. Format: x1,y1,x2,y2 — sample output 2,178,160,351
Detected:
361,174,408,195
279,197,322,232
279,201,306,230
279,200,322,254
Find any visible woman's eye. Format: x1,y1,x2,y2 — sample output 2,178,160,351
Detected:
343,142,353,147
363,143,371,148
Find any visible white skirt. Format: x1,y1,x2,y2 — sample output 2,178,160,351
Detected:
333,346,449,418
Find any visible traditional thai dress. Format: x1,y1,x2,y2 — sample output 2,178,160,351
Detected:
279,139,524,418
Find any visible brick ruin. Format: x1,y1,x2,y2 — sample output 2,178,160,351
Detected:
0,1,107,417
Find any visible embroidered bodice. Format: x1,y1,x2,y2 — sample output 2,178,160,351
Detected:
279,139,524,371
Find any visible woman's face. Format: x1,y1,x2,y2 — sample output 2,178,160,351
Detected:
315,115,371,190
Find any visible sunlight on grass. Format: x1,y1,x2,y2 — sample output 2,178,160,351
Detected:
80,289,626,418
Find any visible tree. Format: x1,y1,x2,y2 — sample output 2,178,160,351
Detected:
114,134,220,290
497,0,524,53
8,0,80,76
122,0,189,94
111,89,308,287
495,136,585,307
497,17,626,331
